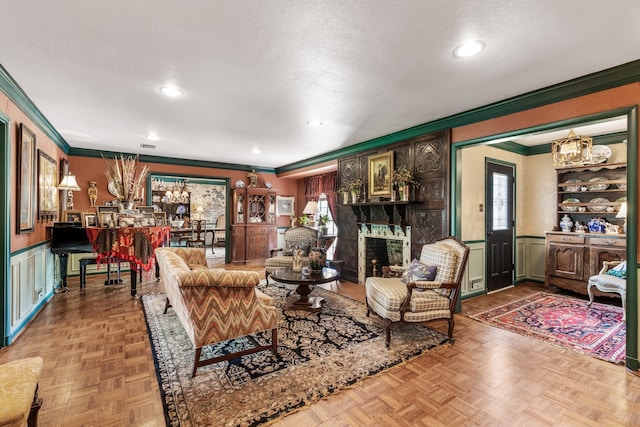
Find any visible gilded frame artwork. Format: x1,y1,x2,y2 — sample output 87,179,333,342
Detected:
368,151,394,198
276,196,295,216
17,123,37,233
153,211,167,226
37,149,58,220
63,209,82,223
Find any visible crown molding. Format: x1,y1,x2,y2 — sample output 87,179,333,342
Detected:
0,64,70,153
276,59,640,173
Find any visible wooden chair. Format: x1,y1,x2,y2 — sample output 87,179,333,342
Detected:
365,236,470,347
181,219,207,248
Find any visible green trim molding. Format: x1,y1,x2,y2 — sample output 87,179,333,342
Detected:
278,60,640,173
1,111,9,346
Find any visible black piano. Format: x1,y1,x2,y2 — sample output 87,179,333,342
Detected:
49,222,94,291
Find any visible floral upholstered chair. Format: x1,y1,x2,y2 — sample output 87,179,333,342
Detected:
265,226,319,283
587,260,627,321
365,236,470,347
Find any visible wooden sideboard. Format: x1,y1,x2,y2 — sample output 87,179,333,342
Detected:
545,231,625,295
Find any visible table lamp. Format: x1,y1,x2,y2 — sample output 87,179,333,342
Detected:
303,201,319,227
58,173,81,210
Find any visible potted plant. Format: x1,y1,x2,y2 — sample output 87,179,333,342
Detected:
298,215,309,226
318,213,330,235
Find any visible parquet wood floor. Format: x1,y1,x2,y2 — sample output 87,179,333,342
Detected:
1,263,639,426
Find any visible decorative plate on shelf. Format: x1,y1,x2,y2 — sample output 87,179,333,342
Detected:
588,197,610,213
587,176,609,191
176,205,187,215
590,145,612,164
562,178,581,192
561,197,580,212
616,180,627,190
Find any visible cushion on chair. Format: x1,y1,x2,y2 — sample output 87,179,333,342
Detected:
605,261,626,279
419,243,458,283
402,259,437,283
589,274,626,292
0,357,43,427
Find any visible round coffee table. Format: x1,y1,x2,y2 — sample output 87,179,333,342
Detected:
270,267,339,312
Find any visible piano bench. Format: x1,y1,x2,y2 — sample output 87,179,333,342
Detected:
79,256,121,287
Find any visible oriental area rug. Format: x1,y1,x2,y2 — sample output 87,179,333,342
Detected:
142,282,449,427
467,292,625,364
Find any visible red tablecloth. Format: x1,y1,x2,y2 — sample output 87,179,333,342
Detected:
86,226,170,271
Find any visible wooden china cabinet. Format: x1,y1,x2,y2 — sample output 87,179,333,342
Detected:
545,162,626,295
230,187,277,264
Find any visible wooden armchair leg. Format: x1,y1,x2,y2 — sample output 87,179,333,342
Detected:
447,317,455,343
384,319,392,348
27,385,42,427
271,328,278,355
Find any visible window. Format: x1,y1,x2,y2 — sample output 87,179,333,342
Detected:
317,194,336,235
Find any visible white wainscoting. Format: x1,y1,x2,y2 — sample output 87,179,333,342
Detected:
461,236,546,299
461,242,485,297
9,243,55,342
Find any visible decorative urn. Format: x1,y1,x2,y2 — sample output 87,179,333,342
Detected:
559,214,573,232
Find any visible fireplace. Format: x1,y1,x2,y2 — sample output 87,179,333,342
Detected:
358,224,411,284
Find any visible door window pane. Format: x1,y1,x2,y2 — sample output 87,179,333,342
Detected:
492,172,509,231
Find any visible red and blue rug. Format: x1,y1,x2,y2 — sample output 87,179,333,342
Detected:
468,292,625,364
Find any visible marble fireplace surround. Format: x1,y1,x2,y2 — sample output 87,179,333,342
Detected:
357,224,412,284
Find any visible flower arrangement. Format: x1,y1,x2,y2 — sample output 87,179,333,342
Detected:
337,184,350,195
103,154,150,206
392,166,421,188
308,247,327,270
349,178,364,192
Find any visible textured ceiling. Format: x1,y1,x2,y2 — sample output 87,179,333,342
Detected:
1,1,639,169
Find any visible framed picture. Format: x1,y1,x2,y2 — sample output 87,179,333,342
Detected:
136,206,155,215
17,124,37,233
38,149,58,219
276,196,295,216
99,212,116,228
97,206,120,227
368,151,394,198
153,211,167,226
59,158,69,213
82,212,98,227
63,210,82,223
141,216,156,227
116,214,136,228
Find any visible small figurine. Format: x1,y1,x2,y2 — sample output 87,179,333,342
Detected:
88,181,98,207
247,169,258,187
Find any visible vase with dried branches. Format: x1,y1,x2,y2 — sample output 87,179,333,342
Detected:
103,154,150,209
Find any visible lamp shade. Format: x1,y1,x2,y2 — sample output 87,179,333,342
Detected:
616,202,627,219
303,201,319,215
58,174,81,191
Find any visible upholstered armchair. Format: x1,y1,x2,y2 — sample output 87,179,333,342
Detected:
365,236,470,347
587,260,626,321
265,226,319,283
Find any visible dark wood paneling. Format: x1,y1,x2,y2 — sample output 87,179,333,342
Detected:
336,130,451,279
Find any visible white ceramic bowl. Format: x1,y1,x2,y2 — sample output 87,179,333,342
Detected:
171,220,185,228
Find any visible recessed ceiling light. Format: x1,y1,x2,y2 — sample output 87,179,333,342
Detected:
453,40,485,58
306,120,323,127
252,147,261,154
145,134,159,141
159,86,182,97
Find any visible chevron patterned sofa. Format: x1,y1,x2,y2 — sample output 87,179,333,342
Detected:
155,247,278,377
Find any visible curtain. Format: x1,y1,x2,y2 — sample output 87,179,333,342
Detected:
304,171,337,221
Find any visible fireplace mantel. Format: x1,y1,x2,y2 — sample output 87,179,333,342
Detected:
349,201,413,232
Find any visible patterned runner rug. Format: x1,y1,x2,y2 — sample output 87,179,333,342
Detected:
467,292,625,364
142,281,449,426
